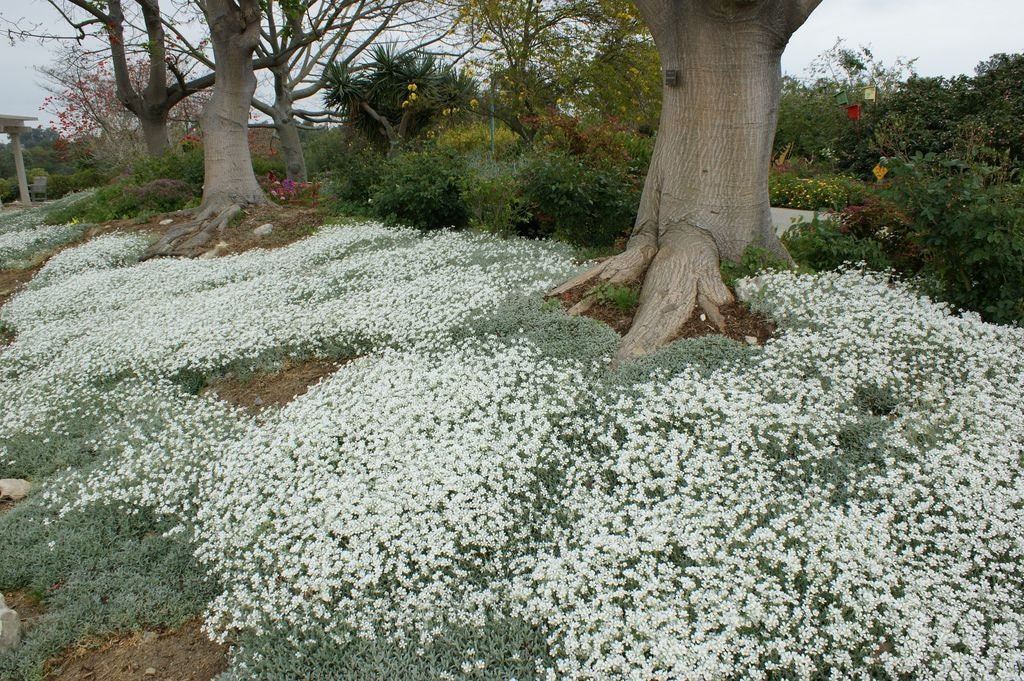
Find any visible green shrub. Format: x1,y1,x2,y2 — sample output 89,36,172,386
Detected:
783,218,893,273
519,151,639,248
885,154,1024,324
130,148,205,191
435,122,522,160
48,168,110,198
837,196,917,267
370,150,469,229
46,179,193,224
720,245,794,288
531,112,653,175
252,155,287,181
593,282,640,312
0,177,14,202
127,179,194,213
318,148,385,217
460,162,528,235
515,114,649,248
45,185,125,224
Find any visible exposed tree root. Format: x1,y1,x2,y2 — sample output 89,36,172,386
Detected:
551,222,734,365
617,224,733,363
146,203,244,258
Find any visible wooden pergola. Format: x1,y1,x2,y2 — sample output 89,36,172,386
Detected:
0,114,39,207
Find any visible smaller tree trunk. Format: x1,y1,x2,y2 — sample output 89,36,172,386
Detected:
266,65,308,183
139,110,171,156
275,118,307,183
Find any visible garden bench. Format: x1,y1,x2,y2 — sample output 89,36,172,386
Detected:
29,176,47,202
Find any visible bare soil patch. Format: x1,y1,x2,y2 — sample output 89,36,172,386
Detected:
555,283,776,345
3,590,46,634
45,619,227,681
215,204,324,255
0,266,41,309
203,357,343,412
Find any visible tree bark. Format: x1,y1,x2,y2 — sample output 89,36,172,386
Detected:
148,0,266,257
197,0,266,212
139,110,171,155
105,0,177,157
275,116,308,183
267,65,307,182
553,0,822,362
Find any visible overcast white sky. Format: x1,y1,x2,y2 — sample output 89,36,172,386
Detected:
1,0,1022,127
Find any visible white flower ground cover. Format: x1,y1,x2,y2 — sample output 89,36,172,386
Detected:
0,192,95,269
1,217,1023,680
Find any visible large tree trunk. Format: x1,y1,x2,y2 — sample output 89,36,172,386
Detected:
150,0,266,257
199,23,266,213
553,0,822,362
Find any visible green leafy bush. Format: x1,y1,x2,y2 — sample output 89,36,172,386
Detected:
838,196,917,266
885,154,1024,324
370,150,469,229
0,178,13,202
435,121,522,160
460,162,528,235
519,151,638,248
783,218,893,272
47,168,110,198
530,112,653,175
592,282,640,312
130,148,205,191
47,180,194,224
720,244,794,287
127,179,194,213
252,155,287,181
318,147,385,217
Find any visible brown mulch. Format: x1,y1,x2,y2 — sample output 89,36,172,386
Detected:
202,357,344,412
45,620,228,681
671,301,776,345
554,283,776,345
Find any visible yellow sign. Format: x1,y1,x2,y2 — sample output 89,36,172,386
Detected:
863,85,878,102
873,163,889,182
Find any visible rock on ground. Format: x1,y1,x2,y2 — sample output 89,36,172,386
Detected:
0,595,20,652
0,479,30,501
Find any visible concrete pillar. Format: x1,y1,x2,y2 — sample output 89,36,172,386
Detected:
11,132,30,205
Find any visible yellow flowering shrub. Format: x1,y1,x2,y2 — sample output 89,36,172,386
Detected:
769,173,860,210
